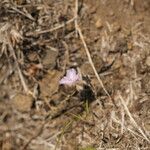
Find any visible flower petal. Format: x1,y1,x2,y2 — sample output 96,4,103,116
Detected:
59,77,73,85
66,68,77,79
59,68,80,86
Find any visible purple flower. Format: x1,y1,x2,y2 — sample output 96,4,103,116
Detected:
59,68,80,86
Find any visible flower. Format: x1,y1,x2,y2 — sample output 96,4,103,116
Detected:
59,68,80,86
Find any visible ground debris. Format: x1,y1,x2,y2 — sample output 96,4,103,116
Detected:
0,0,150,149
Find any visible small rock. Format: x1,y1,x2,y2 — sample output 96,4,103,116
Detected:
43,47,58,69
145,56,150,66
95,19,103,29
39,70,62,98
109,11,114,16
127,42,133,50
144,119,150,131
11,94,33,112
113,58,122,69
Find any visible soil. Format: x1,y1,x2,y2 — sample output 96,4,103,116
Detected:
0,0,150,150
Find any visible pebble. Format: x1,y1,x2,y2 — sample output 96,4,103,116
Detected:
109,10,114,16
95,19,103,29
43,47,58,69
11,94,33,112
145,56,150,66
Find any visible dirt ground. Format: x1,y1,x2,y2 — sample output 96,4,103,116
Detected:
0,0,150,150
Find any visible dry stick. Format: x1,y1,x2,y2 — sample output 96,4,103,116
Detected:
61,41,70,73
75,0,112,102
119,93,150,142
112,116,144,140
121,108,125,134
11,7,35,21
76,25,112,101
75,0,78,37
26,17,76,36
7,38,29,94
78,27,112,100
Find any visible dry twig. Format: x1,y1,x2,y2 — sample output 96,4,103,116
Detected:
7,36,29,94
74,0,112,102
11,7,35,21
118,92,150,142
26,17,76,36
75,0,78,37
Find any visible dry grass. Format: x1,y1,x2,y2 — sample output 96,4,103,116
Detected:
0,0,150,150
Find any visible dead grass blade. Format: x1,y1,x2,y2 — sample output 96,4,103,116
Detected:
74,0,112,102
26,17,75,36
11,6,35,21
118,92,150,143
7,36,29,94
